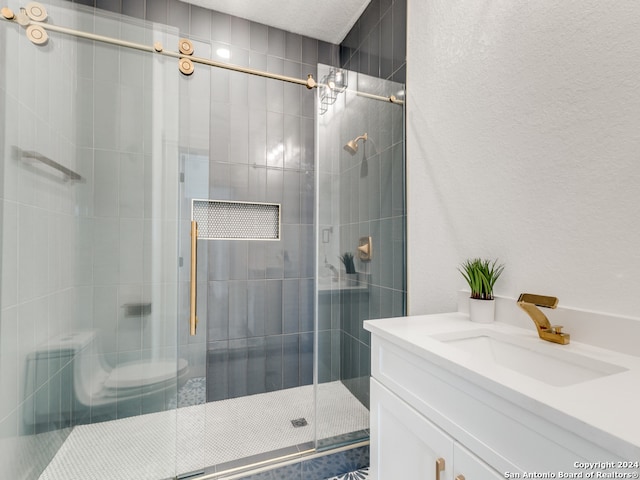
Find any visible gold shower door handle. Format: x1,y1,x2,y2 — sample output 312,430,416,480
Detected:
435,457,445,480
190,220,198,336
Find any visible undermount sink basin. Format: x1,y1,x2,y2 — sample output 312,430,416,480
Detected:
432,330,627,387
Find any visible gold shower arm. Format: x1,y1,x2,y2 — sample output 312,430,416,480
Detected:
190,221,198,336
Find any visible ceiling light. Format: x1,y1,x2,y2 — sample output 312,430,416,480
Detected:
216,48,231,59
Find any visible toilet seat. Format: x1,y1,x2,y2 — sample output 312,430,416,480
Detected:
104,358,189,390
26,332,191,425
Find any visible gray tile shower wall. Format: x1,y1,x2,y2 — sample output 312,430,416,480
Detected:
333,0,407,408
69,0,341,401
340,0,407,83
329,69,406,408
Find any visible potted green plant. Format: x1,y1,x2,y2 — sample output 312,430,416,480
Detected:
339,252,358,285
459,258,504,323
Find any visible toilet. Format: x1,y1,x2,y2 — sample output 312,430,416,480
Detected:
25,331,189,428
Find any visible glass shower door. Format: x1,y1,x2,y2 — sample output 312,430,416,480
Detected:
315,64,406,450
174,36,318,475
174,35,212,479
0,4,182,479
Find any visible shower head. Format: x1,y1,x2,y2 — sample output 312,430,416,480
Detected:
343,133,368,156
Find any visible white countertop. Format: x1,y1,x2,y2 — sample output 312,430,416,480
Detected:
364,313,640,458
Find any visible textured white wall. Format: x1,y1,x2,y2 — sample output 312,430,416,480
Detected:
407,0,640,318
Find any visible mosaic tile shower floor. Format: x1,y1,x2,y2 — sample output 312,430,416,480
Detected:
39,381,369,480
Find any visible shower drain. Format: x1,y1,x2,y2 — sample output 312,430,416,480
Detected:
291,418,308,428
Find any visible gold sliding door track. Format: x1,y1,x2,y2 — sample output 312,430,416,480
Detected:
1,3,404,105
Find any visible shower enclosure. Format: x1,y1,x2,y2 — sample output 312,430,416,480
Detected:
0,2,405,479
315,64,406,440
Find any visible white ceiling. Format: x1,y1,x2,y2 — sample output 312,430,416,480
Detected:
178,0,371,44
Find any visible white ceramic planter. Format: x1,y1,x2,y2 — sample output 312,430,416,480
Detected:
468,298,495,323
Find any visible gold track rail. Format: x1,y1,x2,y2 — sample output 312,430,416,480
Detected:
1,5,404,105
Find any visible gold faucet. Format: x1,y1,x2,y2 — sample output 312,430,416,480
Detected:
517,293,570,345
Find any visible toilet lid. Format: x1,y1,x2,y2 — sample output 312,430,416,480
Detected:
104,358,188,389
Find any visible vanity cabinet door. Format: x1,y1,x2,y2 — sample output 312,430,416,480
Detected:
371,378,455,479
453,442,504,480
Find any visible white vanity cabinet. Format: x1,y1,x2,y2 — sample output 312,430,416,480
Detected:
371,377,454,479
367,317,640,479
371,378,503,479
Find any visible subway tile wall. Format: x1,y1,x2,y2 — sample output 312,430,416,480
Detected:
201,22,324,399
335,0,407,407
340,0,407,83
343,100,405,408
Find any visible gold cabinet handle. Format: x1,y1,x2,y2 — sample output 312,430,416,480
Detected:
436,458,445,480
456,475,466,480
189,220,198,336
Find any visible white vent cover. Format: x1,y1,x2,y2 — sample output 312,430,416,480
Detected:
191,199,280,240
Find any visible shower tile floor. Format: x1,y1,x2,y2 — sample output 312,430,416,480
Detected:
39,381,369,480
